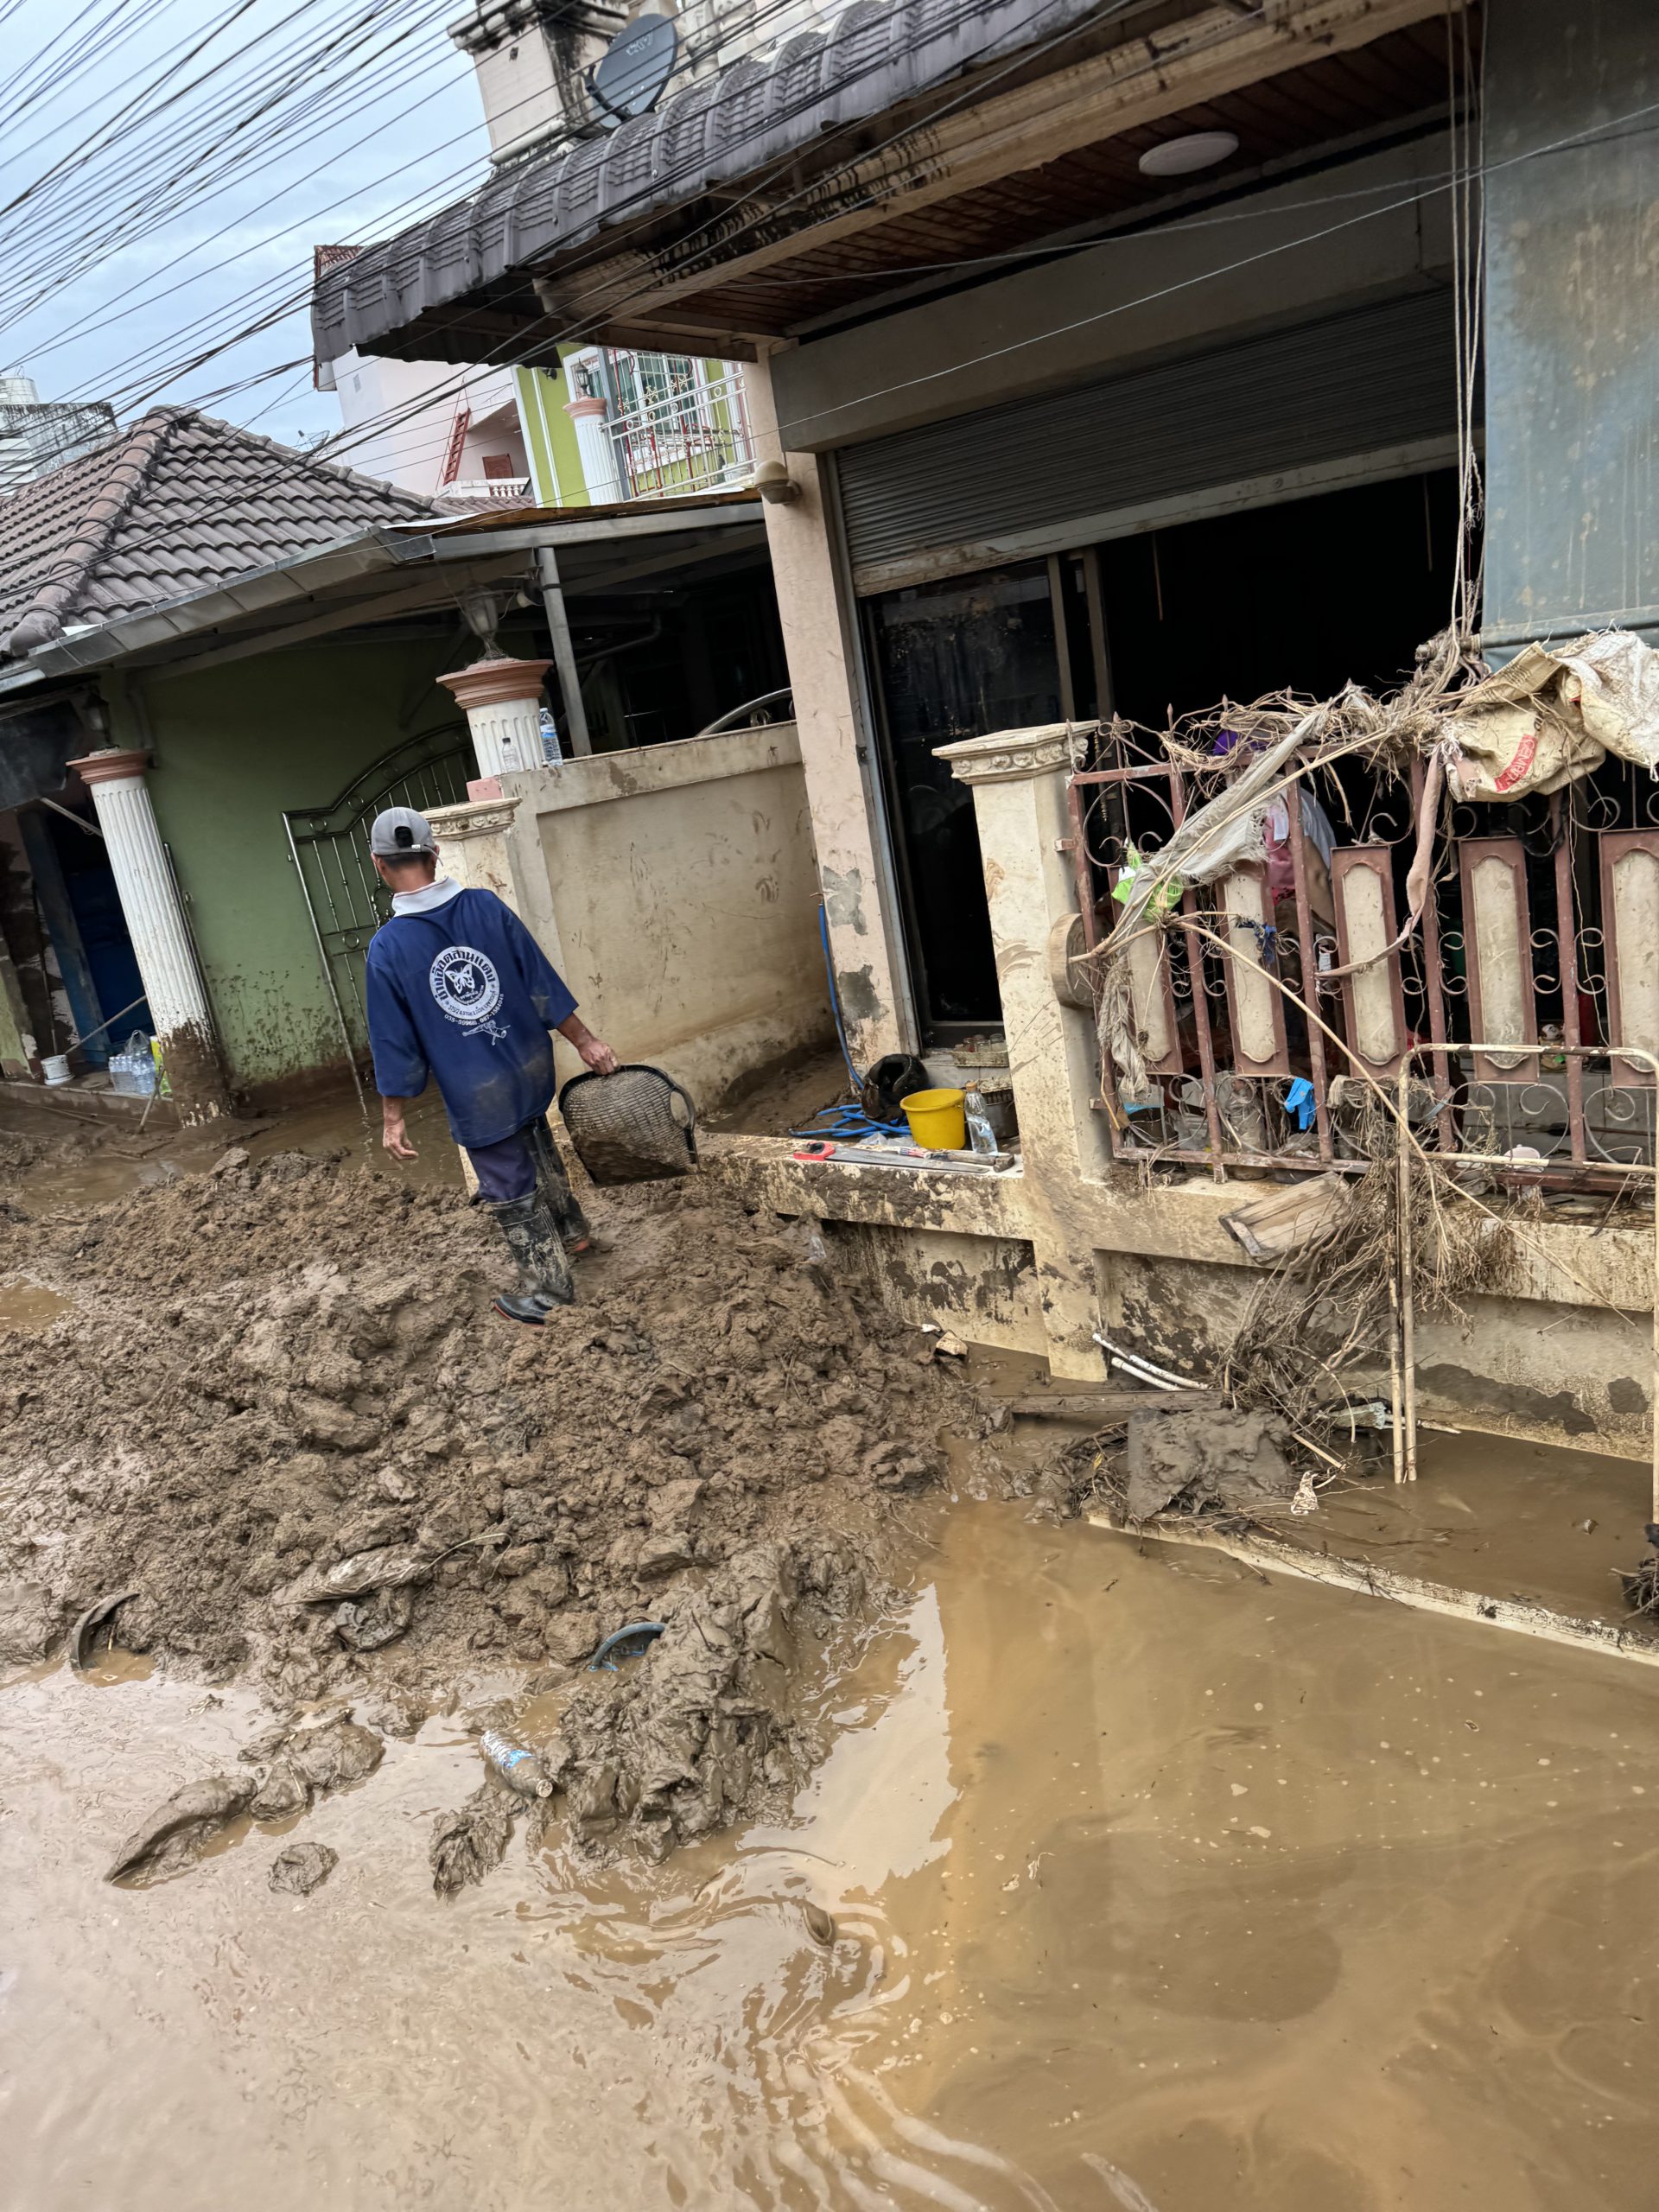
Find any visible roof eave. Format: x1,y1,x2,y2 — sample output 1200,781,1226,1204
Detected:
2,530,407,683
0,496,768,690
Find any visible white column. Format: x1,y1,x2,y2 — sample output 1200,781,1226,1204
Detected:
435,656,552,782
68,747,228,1122
564,392,622,504
938,723,1109,1379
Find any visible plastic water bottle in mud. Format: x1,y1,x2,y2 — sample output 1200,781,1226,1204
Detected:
963,1088,998,1158
479,1728,555,1800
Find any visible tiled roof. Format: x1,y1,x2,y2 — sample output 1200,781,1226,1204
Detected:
312,0,1096,365
0,405,437,661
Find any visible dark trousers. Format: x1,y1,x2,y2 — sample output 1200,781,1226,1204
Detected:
467,1116,590,1243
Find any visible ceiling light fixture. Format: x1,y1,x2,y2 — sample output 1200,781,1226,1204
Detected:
1137,130,1240,178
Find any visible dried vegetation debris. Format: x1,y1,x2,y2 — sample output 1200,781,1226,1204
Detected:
3,1149,976,1862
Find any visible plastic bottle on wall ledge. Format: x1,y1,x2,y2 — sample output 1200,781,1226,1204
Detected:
963,1087,998,1158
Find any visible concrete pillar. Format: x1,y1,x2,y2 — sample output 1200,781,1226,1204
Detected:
1483,0,1659,652
435,656,552,781
532,547,592,758
67,747,229,1122
564,392,623,504
938,722,1109,1379
741,350,909,1068
424,792,527,912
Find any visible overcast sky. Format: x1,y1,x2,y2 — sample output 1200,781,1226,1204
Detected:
0,0,489,449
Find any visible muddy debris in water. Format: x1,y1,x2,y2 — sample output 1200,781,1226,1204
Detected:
1023,1404,1303,1531
105,1709,384,1884
550,1537,865,1863
3,1151,976,1859
0,1577,60,1664
425,1536,863,1885
269,1840,339,1896
69,1587,139,1673
238,1709,385,1820
801,1900,836,1946
106,1772,256,1885
1122,1406,1298,1523
430,1781,521,1896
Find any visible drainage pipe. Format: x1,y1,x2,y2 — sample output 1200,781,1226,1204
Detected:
1092,1332,1195,1392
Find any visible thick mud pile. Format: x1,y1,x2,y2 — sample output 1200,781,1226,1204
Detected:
0,1154,975,1764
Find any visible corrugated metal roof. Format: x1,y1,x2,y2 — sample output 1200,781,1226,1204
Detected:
311,0,1100,365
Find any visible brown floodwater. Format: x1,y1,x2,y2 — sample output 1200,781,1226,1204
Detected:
0,1082,464,1217
0,1280,71,1332
5,1497,1658,2210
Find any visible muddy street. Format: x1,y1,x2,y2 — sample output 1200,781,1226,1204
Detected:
3,1103,1659,2209
3,1499,1656,2209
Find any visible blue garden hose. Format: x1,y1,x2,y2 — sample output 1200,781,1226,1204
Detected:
790,902,910,1141
588,1622,665,1671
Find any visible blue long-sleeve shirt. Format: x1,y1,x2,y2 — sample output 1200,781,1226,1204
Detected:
365,886,577,1147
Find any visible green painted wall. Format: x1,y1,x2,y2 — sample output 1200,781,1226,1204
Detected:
515,360,589,505
106,638,471,1093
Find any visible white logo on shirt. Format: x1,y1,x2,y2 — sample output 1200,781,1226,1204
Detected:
429,944,503,1025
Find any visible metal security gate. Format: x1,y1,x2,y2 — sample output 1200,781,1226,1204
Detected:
283,724,472,1104
836,289,1460,593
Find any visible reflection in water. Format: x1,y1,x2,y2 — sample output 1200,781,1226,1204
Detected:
3,1500,1659,2209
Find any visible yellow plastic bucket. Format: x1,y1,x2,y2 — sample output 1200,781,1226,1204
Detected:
901,1086,966,1151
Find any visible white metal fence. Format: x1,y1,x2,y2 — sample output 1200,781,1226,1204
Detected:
603,358,755,499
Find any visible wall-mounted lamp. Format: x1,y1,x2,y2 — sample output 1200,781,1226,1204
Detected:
753,459,800,505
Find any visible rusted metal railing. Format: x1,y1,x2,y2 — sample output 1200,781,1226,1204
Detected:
1066,729,1659,1189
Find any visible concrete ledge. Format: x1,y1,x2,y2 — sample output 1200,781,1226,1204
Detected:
0,1076,181,1129
503,722,800,813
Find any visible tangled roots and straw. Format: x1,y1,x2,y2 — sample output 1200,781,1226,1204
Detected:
1221,1096,1512,1446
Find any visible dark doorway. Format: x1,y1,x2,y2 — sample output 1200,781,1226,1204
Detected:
863,467,1469,1042
866,562,1061,1034
41,804,150,1063
1097,469,1465,725
13,802,150,1070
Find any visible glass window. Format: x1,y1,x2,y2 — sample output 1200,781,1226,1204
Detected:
868,562,1061,1032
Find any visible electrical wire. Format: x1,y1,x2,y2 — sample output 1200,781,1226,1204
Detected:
0,0,456,339
0,0,461,320
0,0,1470,608
10,3,1633,613
171,0,1152,431
13,0,1135,474
5,0,830,365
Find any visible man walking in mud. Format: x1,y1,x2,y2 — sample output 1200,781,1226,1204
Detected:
364,805,618,1325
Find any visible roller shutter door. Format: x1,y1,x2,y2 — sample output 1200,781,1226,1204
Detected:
837,288,1459,587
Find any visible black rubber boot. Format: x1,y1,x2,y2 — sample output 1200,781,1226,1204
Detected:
486,1192,575,1323
527,1116,594,1253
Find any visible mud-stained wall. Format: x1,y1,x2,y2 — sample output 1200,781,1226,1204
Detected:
743,355,911,1068
828,1220,1041,1352
711,1136,1659,1464
1108,1252,1655,1463
512,723,834,1108
123,643,468,1094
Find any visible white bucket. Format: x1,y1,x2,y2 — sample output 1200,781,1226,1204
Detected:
41,1053,71,1085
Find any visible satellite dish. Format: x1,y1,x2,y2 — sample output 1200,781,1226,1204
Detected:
588,14,678,130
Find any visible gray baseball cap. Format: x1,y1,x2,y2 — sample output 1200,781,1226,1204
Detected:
369,805,435,858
